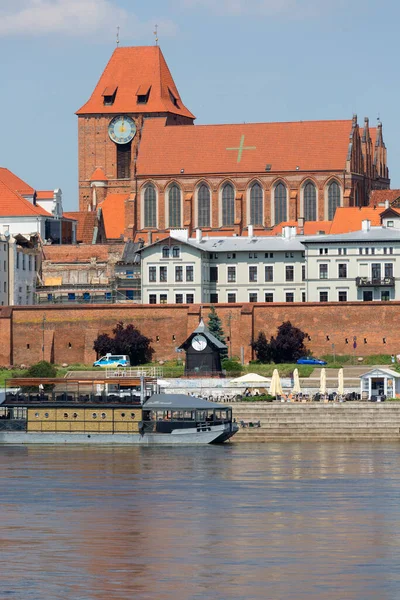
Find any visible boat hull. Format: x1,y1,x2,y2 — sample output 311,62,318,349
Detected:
0,423,238,445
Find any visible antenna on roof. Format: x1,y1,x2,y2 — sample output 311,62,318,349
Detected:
116,25,120,47
154,24,159,46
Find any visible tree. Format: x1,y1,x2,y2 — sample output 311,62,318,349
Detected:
208,306,228,358
21,361,57,392
251,332,271,363
269,321,308,364
93,322,154,365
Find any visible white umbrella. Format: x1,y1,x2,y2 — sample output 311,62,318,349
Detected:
337,368,344,396
157,379,171,387
292,368,301,394
230,373,271,384
319,368,327,395
269,369,283,397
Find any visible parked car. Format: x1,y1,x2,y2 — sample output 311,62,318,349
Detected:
297,357,327,365
93,354,131,368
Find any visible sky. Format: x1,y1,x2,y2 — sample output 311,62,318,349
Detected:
0,0,399,210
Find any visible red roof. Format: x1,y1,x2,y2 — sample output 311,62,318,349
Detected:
64,211,98,244
90,167,108,182
36,190,54,199
329,207,383,234
101,194,129,239
0,168,35,196
369,189,400,205
137,118,355,176
0,179,49,217
268,221,332,235
76,46,194,120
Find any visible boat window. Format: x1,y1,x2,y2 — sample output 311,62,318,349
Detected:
101,413,106,420
130,413,135,419
73,413,78,419
121,412,126,418
63,413,69,419
44,413,49,419
35,412,39,418
92,413,97,419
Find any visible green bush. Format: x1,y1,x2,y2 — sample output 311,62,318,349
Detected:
26,361,57,378
222,358,243,373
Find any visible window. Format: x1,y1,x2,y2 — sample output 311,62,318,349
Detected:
186,266,194,282
265,292,273,302
22,255,25,270
249,266,258,282
302,292,306,302
381,290,390,301
68,292,75,301
83,292,90,302
117,142,131,179
168,185,181,228
265,265,273,282
359,248,363,255
172,246,180,258
144,184,157,228
210,266,218,282
285,252,294,258
250,182,263,225
338,264,347,278
265,252,274,258
389,247,394,254
126,290,134,301
371,263,381,281
210,293,218,303
363,291,373,302
285,265,294,282
319,264,328,279
319,291,328,302
302,265,306,281
249,292,258,303
387,220,394,227
338,248,347,255
47,293,53,302
227,266,236,282
198,184,211,227
186,294,194,304
338,290,347,302
126,270,133,279
227,292,236,303
371,248,375,255
286,292,294,302
149,294,157,304
227,252,236,259
149,266,156,282
319,248,323,255
175,294,183,304
159,266,167,282
384,247,387,255
303,181,317,221
328,181,341,220
175,266,183,282
16,253,19,268
274,182,287,225
159,294,168,304
222,183,235,226
385,263,393,278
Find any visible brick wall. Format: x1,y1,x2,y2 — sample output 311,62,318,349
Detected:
3,302,400,367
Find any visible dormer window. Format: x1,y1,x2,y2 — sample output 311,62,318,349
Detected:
137,84,151,105
168,88,179,108
102,85,117,106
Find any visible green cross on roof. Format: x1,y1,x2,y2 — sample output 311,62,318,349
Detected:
226,135,256,163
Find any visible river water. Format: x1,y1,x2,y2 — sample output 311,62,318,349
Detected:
1,443,400,600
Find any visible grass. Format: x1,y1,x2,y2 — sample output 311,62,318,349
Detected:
321,354,393,367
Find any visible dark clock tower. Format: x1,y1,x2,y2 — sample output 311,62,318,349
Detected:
179,320,227,377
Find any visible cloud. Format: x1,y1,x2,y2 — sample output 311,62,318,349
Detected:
181,0,342,17
0,0,178,38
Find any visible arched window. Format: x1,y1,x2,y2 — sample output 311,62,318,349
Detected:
162,246,169,258
328,181,341,220
250,183,263,226
303,181,317,221
144,184,157,228
274,182,287,225
198,184,211,227
222,183,235,226
168,184,181,228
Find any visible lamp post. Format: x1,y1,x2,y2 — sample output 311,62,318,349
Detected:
42,314,46,361
227,312,233,358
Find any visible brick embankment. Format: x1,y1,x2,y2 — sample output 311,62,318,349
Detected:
231,403,400,442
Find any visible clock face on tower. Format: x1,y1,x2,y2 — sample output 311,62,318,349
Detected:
191,334,207,352
108,115,137,144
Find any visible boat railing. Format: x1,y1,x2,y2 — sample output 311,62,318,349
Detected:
0,420,26,431
4,391,143,405
105,367,164,378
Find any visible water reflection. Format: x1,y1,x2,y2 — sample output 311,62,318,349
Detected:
1,443,400,599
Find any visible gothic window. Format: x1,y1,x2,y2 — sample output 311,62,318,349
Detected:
117,142,131,179
222,183,235,226
168,184,181,228
274,182,287,225
303,181,317,221
328,181,341,220
198,184,211,227
250,182,263,226
144,184,157,228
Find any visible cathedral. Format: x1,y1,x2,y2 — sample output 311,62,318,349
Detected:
76,45,390,242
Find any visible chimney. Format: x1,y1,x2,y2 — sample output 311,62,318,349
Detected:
195,228,202,243
362,219,371,232
283,226,291,239
248,224,254,238
298,217,304,228
385,199,390,209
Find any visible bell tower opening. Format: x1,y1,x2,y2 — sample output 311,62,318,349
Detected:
117,142,132,179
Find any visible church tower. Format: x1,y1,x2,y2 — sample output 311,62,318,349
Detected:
76,46,195,217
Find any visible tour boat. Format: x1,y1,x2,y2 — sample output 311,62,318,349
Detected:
0,377,238,445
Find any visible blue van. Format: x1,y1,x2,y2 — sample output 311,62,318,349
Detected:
93,354,131,368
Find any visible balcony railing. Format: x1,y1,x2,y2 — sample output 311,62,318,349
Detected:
356,276,395,287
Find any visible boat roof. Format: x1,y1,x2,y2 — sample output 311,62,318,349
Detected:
144,394,225,410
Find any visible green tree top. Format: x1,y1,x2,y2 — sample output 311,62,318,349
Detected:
208,306,228,358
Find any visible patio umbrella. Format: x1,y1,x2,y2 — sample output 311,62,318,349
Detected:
319,368,327,395
292,368,301,394
337,368,344,396
230,373,271,385
269,369,283,397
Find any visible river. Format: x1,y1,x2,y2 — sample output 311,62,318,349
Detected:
1,443,400,599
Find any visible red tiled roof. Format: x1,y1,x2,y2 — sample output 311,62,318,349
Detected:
36,190,54,199
90,167,108,182
369,189,400,205
101,194,129,239
0,179,49,217
76,46,194,119
0,167,35,196
137,118,354,176
329,207,383,234
42,244,123,263
268,221,332,235
64,211,98,244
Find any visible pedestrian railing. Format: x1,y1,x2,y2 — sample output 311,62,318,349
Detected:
105,367,164,378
